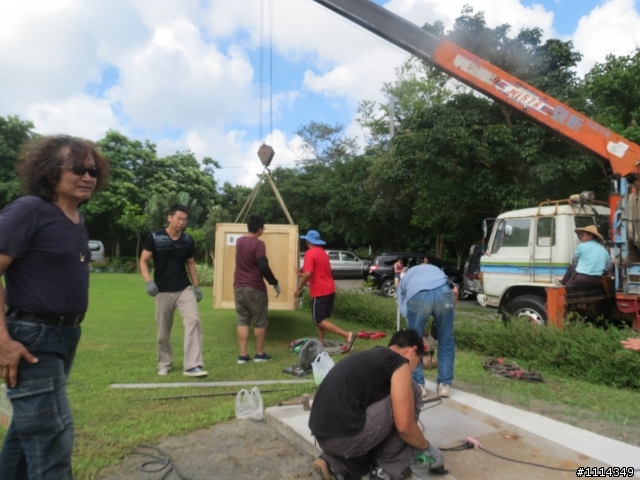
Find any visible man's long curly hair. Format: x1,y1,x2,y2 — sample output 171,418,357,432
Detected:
16,135,110,201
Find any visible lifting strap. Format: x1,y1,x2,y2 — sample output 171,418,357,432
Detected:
234,168,294,226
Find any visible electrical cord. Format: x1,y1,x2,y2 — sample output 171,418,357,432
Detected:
440,440,576,471
131,445,189,480
439,441,640,473
420,397,442,411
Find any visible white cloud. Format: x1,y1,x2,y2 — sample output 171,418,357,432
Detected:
112,18,256,131
572,0,640,76
0,0,100,110
272,0,555,105
153,126,302,187
386,0,554,38
26,95,120,140
3,0,640,192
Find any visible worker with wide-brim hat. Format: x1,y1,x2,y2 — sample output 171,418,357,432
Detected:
574,224,604,242
559,224,610,286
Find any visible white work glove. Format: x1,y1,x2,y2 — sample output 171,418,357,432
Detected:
274,284,281,298
426,443,444,469
145,281,159,297
194,286,203,302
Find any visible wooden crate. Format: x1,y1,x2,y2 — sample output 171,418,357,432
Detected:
213,223,299,310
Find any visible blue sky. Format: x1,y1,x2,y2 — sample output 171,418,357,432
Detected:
522,0,604,35
1,0,640,186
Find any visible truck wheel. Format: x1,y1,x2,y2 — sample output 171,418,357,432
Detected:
381,279,396,297
506,295,547,326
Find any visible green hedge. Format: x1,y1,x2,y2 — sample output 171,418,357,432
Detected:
332,290,640,390
455,319,640,390
196,263,214,287
332,290,397,330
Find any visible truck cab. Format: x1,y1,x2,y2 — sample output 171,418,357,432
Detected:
477,200,610,324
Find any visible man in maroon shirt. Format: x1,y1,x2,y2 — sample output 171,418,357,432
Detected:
295,230,356,351
234,215,280,364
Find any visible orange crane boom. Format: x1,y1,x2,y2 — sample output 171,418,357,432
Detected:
313,0,640,177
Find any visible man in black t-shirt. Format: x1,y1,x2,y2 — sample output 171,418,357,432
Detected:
0,135,109,479
140,204,207,377
309,330,445,480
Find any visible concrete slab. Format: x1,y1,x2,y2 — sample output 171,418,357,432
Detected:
266,382,640,479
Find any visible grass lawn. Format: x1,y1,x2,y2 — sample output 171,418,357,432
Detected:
1,274,383,479
1,275,639,478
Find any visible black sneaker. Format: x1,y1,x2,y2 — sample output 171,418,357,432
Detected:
254,353,272,362
238,355,251,364
370,466,412,480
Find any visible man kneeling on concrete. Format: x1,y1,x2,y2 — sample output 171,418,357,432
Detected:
309,330,444,480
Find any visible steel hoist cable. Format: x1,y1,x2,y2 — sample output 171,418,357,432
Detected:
259,0,274,145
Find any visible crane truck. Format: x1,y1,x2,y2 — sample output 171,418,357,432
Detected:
312,0,640,330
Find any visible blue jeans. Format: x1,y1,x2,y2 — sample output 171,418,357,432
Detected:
0,319,81,480
406,284,455,385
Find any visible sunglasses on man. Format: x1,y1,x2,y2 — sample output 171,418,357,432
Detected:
63,165,100,178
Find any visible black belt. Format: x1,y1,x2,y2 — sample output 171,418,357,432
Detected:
6,309,85,327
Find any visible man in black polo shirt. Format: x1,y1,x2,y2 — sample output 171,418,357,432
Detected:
309,330,445,480
140,204,207,377
0,135,109,479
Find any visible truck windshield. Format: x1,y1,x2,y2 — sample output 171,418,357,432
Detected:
575,216,610,241
491,219,532,254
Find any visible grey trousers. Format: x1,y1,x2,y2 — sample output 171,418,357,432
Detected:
155,287,204,371
316,383,423,480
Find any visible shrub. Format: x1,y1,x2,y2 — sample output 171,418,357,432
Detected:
330,291,640,390
196,263,214,287
332,290,397,330
455,318,640,390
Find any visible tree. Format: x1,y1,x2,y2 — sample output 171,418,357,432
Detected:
583,49,640,144
0,115,36,207
84,130,158,257
201,205,234,264
292,121,359,165
358,7,607,263
219,182,252,221
117,204,149,270
79,131,223,259
358,56,454,148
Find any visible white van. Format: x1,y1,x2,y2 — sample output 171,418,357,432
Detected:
88,240,105,262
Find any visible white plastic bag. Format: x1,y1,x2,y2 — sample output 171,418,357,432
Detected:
312,352,335,385
235,386,264,421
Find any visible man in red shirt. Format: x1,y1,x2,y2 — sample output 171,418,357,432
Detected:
295,230,356,351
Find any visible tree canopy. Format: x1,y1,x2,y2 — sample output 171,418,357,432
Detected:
1,8,638,265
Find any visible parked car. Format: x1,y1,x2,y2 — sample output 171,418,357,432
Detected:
368,252,463,297
299,250,367,279
89,240,105,262
461,243,484,300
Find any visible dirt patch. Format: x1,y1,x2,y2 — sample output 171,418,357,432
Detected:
99,419,317,480
99,385,640,480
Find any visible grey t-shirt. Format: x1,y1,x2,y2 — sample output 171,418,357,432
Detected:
0,196,91,317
